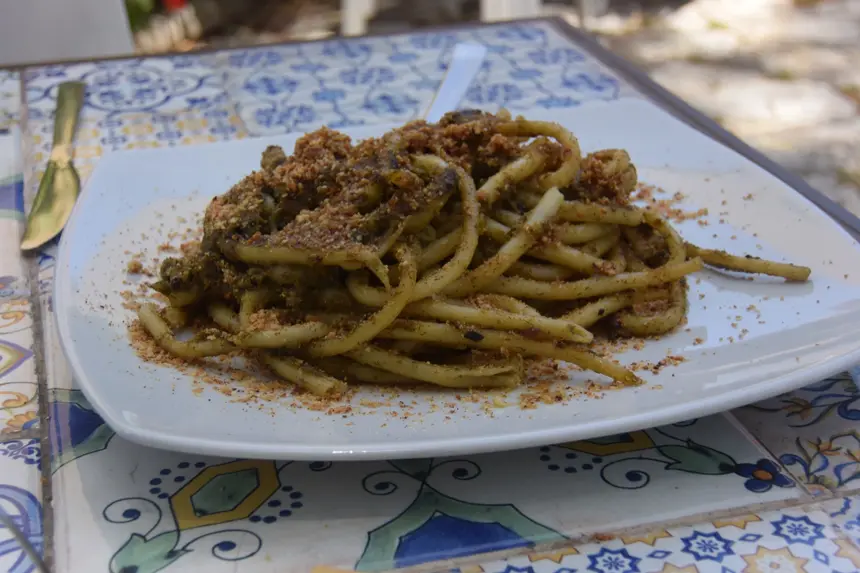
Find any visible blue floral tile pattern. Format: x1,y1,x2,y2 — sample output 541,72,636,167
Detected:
217,21,637,135
733,368,860,493
24,55,225,118
0,270,36,440
0,117,37,437
0,438,44,573
467,506,860,573
22,54,249,202
679,530,734,562
0,439,41,466
587,547,641,573
771,514,826,546
825,495,860,547
20,21,637,199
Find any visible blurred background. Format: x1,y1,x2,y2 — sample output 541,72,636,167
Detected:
1,0,858,214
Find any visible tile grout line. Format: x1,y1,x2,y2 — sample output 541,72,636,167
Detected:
27,252,54,572
722,410,822,499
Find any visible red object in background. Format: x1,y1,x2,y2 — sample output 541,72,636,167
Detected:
162,0,187,11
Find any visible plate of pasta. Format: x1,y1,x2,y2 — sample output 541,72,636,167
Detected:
53,99,860,460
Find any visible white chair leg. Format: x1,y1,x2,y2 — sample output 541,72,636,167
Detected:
578,0,610,28
480,0,543,22
341,0,376,36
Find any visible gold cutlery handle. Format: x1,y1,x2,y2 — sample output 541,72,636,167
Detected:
52,82,85,148
20,81,86,251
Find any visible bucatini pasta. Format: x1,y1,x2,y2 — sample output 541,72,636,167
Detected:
134,110,811,397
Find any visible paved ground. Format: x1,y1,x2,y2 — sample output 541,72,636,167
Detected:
592,0,860,216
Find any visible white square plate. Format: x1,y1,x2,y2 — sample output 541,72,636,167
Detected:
54,99,860,460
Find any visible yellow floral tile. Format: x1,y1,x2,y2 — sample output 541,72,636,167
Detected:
179,134,218,146
834,537,860,569
175,118,208,131
468,505,859,572
2,411,37,435
0,384,38,435
75,127,101,142
658,565,698,573
733,370,860,492
122,123,155,136
124,141,163,151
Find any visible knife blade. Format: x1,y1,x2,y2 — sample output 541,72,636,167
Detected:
423,42,487,123
20,81,85,251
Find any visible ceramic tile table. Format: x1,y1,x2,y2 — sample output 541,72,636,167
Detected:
2,18,860,573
